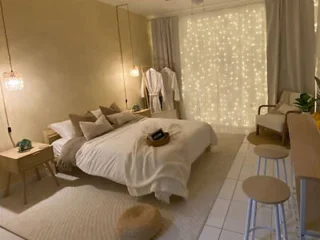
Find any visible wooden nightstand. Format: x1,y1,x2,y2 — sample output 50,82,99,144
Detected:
133,109,151,118
0,142,59,204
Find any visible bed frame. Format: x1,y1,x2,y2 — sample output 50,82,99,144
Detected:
43,128,61,145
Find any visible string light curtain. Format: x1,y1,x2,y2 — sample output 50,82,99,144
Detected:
179,3,267,129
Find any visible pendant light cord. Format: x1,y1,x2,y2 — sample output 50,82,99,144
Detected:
0,0,13,71
116,5,128,109
126,4,135,67
0,0,15,147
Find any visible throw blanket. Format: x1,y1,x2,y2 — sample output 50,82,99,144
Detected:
57,137,86,172
126,123,188,203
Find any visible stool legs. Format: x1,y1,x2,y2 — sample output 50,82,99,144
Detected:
244,198,253,240
279,203,288,240
256,157,261,175
274,205,281,240
250,200,258,240
282,159,288,184
275,159,280,179
263,158,268,175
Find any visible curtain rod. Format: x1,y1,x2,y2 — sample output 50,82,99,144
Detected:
147,0,264,21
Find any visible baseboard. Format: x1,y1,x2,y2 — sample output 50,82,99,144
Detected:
0,168,48,199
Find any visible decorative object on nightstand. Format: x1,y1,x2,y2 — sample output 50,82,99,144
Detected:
132,104,141,112
133,108,151,118
0,0,24,147
0,142,59,204
17,139,33,153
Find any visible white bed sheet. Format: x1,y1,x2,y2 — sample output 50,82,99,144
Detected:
52,138,68,157
75,118,217,201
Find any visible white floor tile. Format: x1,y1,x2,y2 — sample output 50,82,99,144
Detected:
238,143,250,153
218,179,237,200
206,198,231,228
238,163,273,181
219,230,244,240
232,181,248,203
227,162,242,180
199,226,221,240
224,201,272,239
233,152,246,165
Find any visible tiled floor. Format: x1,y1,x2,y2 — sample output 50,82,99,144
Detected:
198,138,304,240
0,137,315,240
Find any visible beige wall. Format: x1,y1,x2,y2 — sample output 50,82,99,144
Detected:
0,0,152,189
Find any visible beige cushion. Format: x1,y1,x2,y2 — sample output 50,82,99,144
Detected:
277,103,300,114
110,102,122,112
107,111,140,126
80,115,114,140
279,90,301,106
69,113,97,137
256,114,285,132
117,204,162,240
100,105,119,117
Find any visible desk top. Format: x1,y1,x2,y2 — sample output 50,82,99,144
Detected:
288,114,320,180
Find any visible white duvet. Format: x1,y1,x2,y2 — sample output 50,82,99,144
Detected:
75,118,217,202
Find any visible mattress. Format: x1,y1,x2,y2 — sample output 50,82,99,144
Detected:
52,138,68,157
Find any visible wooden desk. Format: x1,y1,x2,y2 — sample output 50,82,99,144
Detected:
288,114,320,239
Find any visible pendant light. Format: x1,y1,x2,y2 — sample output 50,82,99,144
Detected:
0,0,24,91
0,0,23,147
126,4,140,78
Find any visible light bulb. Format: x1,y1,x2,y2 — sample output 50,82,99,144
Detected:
2,71,24,91
130,66,140,77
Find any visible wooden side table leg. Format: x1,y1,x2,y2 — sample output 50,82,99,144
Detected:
45,162,60,187
21,172,27,205
35,167,41,181
3,172,11,197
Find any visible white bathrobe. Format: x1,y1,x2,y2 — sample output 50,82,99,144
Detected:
141,68,166,113
161,67,180,111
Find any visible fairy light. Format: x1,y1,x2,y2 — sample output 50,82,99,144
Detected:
179,3,268,128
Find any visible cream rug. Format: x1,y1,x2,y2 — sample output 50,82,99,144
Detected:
0,133,244,240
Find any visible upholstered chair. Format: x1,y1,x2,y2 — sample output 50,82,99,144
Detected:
256,90,302,145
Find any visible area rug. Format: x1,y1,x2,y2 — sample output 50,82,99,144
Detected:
247,130,290,149
0,133,244,240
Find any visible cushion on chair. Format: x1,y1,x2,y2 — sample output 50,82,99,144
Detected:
256,114,285,132
278,90,301,106
117,204,162,240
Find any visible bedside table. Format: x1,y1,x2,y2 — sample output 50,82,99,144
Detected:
133,109,151,118
0,142,59,204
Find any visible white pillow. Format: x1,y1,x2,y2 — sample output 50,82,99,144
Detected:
49,120,76,139
90,109,102,118
277,103,300,114
107,111,140,126
80,115,114,140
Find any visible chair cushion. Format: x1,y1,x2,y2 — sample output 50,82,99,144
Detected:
279,90,301,106
256,114,285,132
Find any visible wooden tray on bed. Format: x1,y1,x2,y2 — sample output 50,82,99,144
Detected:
146,132,170,147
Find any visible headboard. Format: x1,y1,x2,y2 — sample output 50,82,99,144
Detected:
43,128,61,144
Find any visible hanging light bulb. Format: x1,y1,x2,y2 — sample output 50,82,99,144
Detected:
3,71,24,91
130,66,140,77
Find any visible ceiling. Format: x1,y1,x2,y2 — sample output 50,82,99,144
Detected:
99,0,262,19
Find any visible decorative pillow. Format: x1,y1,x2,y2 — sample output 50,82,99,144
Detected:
277,103,300,114
89,109,102,118
110,102,121,113
100,105,119,117
80,115,114,140
107,111,141,126
49,120,76,139
69,113,97,137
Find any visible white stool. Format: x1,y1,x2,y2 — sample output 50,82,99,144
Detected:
243,176,290,240
254,144,290,184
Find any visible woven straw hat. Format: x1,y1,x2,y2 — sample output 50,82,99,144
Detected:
117,204,162,240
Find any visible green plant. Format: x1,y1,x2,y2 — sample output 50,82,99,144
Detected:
295,93,317,112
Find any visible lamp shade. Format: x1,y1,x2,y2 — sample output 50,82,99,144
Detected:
3,71,24,91
130,66,140,77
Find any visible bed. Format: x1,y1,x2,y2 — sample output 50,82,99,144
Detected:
44,117,217,203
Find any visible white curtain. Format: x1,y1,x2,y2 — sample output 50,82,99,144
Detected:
179,3,267,129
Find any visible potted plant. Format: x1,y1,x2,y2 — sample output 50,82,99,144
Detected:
294,93,317,113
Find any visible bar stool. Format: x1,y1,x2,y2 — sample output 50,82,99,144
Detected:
254,144,290,183
243,176,290,240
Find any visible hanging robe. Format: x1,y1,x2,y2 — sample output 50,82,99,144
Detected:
141,68,166,113
161,67,180,111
